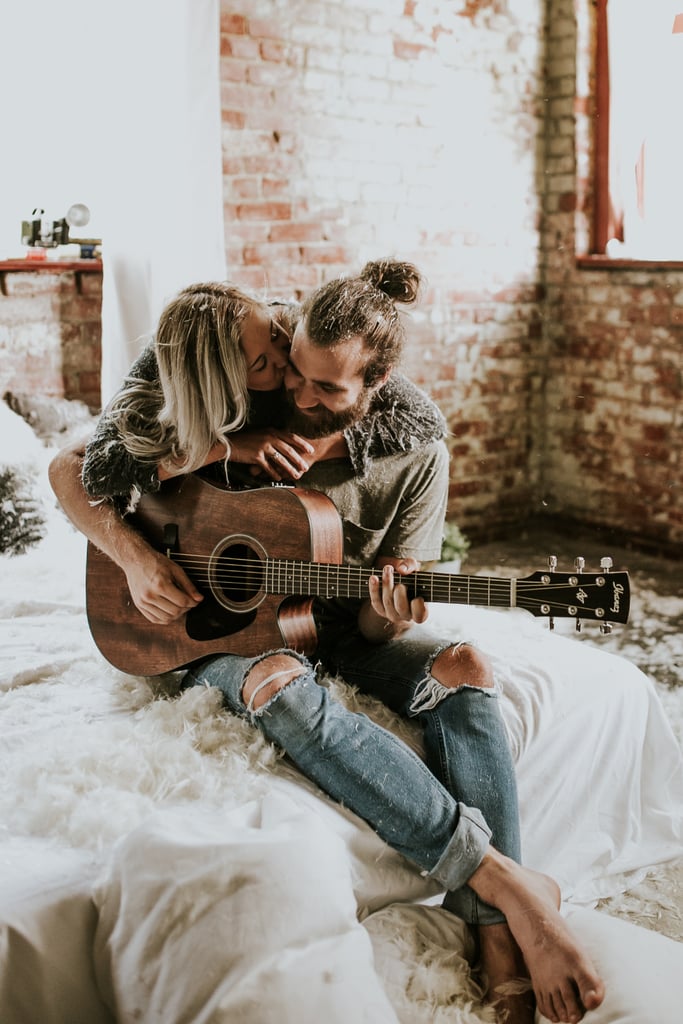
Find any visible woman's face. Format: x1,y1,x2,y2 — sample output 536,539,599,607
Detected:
240,306,290,391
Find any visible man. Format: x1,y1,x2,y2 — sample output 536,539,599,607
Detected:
50,260,603,1024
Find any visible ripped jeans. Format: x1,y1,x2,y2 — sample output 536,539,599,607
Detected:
184,622,521,926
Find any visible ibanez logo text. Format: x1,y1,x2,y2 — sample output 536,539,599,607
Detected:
611,581,624,614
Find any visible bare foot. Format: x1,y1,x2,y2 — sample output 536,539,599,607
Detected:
469,850,605,1023
478,921,535,1024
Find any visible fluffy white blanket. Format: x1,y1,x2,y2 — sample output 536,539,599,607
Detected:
1,401,682,1023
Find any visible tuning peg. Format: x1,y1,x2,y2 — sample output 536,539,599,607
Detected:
574,556,585,573
575,619,582,633
548,555,558,571
599,622,613,635
600,556,613,572
549,616,555,631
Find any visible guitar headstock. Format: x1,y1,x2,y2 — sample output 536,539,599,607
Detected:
517,556,630,632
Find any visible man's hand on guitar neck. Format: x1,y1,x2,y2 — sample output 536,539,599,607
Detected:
360,557,429,643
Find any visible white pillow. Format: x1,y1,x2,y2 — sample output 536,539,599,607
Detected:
541,906,683,1024
0,401,45,468
0,840,110,1024
93,793,399,1024
364,902,683,1024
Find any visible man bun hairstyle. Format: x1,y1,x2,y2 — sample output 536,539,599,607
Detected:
359,258,421,306
301,258,422,386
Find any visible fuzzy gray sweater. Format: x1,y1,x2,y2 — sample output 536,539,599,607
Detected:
82,341,447,504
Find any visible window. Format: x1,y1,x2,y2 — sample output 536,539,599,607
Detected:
594,0,683,260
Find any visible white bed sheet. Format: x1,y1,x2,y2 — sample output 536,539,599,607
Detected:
0,839,110,1024
1,411,682,1021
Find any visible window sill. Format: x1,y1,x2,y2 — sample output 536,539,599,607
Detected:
576,255,683,271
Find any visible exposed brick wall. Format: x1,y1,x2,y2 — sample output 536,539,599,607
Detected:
219,0,683,550
542,0,683,550
219,0,548,540
0,270,102,412
5,1,681,550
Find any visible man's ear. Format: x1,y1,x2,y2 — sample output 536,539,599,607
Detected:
369,368,392,391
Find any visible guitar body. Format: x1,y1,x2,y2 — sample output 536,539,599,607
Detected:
87,475,631,676
86,477,344,676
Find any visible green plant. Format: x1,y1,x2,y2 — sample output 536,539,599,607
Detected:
0,466,46,555
440,521,470,564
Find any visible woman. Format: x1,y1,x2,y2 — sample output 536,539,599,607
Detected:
50,281,315,625
81,281,314,507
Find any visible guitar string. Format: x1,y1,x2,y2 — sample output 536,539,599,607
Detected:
169,557,602,581
170,552,605,583
172,555,512,590
169,555,600,584
163,553,608,608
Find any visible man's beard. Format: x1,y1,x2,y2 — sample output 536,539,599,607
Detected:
285,388,373,438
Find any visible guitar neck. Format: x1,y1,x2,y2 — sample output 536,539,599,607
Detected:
265,559,514,609
259,557,631,624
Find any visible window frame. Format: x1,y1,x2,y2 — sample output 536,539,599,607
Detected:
580,0,683,270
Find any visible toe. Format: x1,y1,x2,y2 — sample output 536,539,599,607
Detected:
582,984,604,1011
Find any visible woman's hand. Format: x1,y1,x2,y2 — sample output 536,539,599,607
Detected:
157,429,316,483
229,429,316,481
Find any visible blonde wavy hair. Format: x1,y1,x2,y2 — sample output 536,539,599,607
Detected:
109,282,260,474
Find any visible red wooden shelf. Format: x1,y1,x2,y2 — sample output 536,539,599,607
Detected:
0,258,102,295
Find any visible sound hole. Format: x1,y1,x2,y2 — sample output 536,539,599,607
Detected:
209,535,267,612
185,595,256,642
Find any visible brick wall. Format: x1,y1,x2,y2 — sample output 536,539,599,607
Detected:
218,0,683,550
542,0,683,551
0,270,102,412
219,0,548,539
4,1,681,550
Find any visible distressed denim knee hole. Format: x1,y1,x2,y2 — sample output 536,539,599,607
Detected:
408,642,469,714
241,650,309,716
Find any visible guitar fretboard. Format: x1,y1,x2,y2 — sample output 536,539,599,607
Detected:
264,559,516,609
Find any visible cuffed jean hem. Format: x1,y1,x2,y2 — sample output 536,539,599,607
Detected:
443,884,506,927
428,801,507,927
428,801,491,891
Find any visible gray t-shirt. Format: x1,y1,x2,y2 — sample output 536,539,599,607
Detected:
302,439,449,628
301,440,449,569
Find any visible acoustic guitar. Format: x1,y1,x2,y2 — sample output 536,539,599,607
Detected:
86,474,631,676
